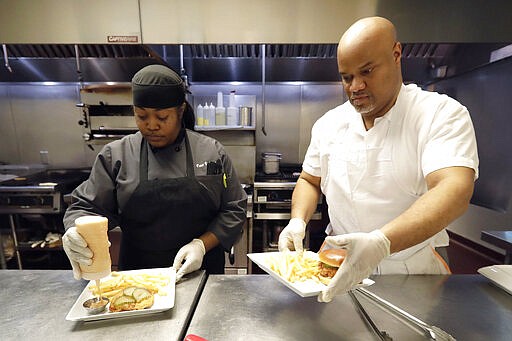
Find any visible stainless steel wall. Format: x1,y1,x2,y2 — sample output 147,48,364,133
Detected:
430,58,512,253
0,83,97,168
189,83,346,167
0,82,346,169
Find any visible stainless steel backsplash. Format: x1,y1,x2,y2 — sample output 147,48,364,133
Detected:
0,82,346,170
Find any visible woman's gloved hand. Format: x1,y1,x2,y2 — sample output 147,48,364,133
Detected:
278,218,307,252
62,226,93,280
173,239,206,282
317,230,391,303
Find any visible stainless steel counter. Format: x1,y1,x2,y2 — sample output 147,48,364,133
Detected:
186,274,512,341
0,270,206,341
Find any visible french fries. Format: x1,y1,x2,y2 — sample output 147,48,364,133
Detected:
87,271,171,298
266,251,325,284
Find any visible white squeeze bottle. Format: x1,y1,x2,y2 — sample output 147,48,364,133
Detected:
203,102,210,126
74,216,111,280
226,90,238,126
215,92,226,126
196,103,204,126
209,102,216,126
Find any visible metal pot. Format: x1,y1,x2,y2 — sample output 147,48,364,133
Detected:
262,152,282,174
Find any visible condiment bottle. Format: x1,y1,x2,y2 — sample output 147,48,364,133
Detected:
209,102,216,126
196,103,204,126
74,215,111,280
226,90,239,126
215,92,226,126
202,102,209,126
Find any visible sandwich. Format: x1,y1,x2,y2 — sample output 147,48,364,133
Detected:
317,248,347,285
109,286,154,312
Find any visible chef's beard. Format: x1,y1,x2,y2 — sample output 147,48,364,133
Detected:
350,93,376,115
351,100,376,115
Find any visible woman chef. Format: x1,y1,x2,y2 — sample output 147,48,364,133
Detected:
62,64,247,281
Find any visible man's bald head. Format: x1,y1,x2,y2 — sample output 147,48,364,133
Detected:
336,17,403,127
339,16,397,57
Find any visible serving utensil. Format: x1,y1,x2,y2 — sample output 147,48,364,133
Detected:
349,290,393,340
355,287,456,341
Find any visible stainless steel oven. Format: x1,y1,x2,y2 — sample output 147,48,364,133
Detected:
253,181,322,251
224,185,253,275
0,169,90,269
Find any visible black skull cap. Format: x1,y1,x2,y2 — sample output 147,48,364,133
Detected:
132,64,185,109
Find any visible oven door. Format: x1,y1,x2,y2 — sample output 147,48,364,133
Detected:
224,218,249,274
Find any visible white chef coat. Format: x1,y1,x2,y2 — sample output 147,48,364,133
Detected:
303,84,479,274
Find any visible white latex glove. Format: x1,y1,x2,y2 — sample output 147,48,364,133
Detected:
62,226,93,280
318,230,391,303
278,218,307,252
173,239,206,282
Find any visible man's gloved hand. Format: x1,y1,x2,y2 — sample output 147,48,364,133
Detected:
318,230,391,303
62,226,93,280
173,239,206,282
278,218,307,252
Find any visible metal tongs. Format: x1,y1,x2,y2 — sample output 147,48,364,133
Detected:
355,287,456,341
349,290,393,340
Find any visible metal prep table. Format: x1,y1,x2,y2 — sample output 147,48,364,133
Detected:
0,269,206,341
186,274,512,341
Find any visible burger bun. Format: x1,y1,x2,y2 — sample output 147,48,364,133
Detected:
318,248,347,268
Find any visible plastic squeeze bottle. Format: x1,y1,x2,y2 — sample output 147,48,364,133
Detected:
226,90,239,126
202,102,209,125
74,215,111,280
196,104,204,126
209,102,216,126
215,92,226,126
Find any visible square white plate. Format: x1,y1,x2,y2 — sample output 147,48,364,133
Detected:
66,267,176,322
248,251,374,297
478,264,512,295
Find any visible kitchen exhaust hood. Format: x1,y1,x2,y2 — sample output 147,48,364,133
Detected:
2,42,509,85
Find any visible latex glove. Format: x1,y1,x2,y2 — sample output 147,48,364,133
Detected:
278,218,307,252
318,230,390,303
62,226,93,280
173,239,206,282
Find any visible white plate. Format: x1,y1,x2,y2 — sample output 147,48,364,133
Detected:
66,268,176,322
478,264,512,295
248,252,374,297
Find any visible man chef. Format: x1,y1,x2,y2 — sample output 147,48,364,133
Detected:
278,16,479,302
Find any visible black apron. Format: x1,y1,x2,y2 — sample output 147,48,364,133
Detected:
118,132,225,273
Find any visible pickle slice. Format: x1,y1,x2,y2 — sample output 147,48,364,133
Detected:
123,286,137,296
114,295,136,306
133,287,151,302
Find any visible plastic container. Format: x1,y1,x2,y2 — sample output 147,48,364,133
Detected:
75,215,111,280
208,102,215,126
226,91,239,126
262,152,282,174
196,104,204,126
215,92,226,125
